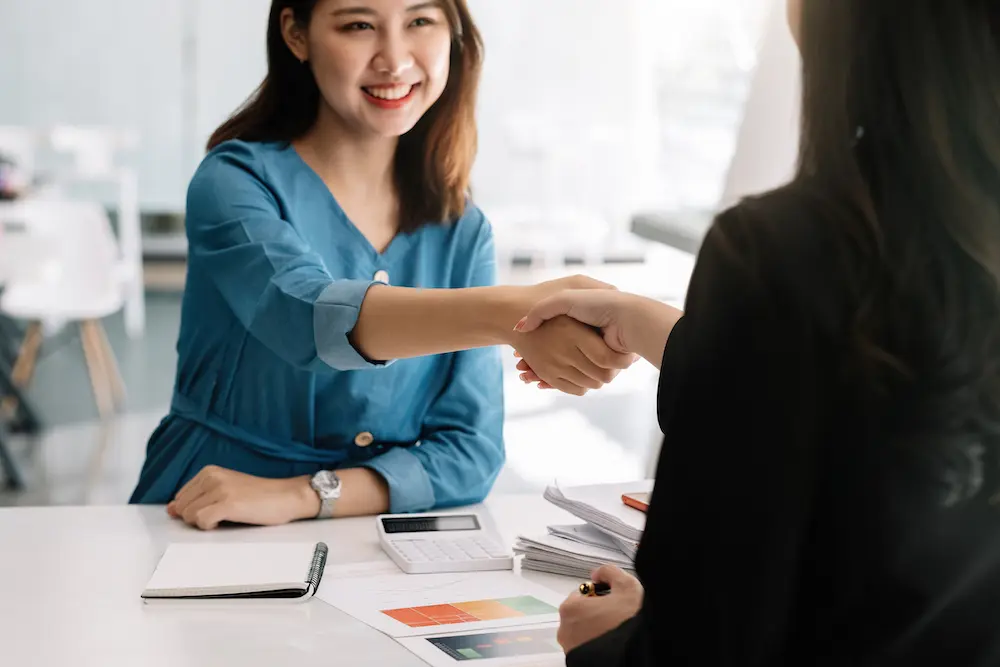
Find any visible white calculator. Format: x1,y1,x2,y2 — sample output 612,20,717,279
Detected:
377,512,514,574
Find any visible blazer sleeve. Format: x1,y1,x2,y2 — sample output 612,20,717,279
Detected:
567,214,830,666
185,143,390,372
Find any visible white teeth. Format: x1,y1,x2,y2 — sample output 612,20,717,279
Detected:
364,85,413,101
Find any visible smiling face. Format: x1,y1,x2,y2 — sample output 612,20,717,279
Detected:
282,0,455,138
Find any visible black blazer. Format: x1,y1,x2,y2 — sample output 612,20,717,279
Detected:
567,198,1000,666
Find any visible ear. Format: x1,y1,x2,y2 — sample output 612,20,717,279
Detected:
280,7,310,63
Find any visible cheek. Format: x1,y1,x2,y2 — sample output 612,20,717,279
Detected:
419,35,453,90
311,41,365,96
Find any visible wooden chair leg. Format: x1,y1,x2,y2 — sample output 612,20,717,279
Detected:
80,321,114,421
2,321,43,416
11,321,42,387
90,320,125,410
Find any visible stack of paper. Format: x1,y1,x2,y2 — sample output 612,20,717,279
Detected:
510,481,652,579
542,480,652,543
514,524,637,579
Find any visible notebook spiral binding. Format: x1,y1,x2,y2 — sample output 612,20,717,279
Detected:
308,542,329,592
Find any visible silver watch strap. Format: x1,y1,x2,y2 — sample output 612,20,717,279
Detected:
316,495,336,520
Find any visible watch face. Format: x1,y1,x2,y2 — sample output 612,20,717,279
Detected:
313,470,341,499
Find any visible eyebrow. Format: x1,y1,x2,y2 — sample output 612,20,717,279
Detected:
332,2,441,17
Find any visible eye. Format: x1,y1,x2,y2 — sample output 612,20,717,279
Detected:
410,17,436,27
341,21,375,32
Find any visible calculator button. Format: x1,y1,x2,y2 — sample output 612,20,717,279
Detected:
441,542,467,560
399,543,427,562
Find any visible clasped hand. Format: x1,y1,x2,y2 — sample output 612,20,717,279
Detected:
512,277,638,395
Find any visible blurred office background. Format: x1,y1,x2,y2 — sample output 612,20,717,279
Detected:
0,0,799,505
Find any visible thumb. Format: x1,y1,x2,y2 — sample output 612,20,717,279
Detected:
515,293,575,333
591,564,635,589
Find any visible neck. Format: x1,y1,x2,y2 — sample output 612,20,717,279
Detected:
295,104,399,199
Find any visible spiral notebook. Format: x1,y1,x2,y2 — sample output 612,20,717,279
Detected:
141,542,328,603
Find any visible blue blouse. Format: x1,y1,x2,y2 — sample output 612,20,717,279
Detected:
129,140,505,513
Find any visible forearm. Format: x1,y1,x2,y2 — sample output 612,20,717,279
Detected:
625,296,683,370
350,284,530,362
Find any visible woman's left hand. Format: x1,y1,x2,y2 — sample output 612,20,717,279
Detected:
557,565,644,654
167,465,319,530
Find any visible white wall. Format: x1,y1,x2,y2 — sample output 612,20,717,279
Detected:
191,0,271,177
0,0,187,211
0,0,662,225
467,0,660,231
718,0,801,206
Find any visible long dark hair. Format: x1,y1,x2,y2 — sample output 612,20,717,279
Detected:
733,3,1000,471
207,0,483,231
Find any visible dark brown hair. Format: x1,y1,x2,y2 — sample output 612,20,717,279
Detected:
733,2,1000,458
207,0,483,231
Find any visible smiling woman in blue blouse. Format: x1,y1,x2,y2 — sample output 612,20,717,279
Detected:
129,0,630,530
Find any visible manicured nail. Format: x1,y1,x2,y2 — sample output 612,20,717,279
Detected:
513,317,527,332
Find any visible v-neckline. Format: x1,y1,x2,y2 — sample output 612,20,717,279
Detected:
283,143,414,263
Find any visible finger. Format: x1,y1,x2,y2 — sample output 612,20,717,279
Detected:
173,478,212,517
558,362,607,391
181,490,225,530
516,293,577,333
571,350,622,386
545,376,589,397
516,359,531,372
592,564,635,588
578,338,634,372
538,381,554,390
513,350,522,359
193,502,229,531
520,370,542,383
166,502,179,518
172,466,213,509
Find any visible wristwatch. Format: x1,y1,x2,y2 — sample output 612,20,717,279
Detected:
309,470,342,519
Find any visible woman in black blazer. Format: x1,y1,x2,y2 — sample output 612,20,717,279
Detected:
514,0,1000,664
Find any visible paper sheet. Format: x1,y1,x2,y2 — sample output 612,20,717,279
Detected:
543,481,652,543
547,524,624,551
316,570,566,638
396,623,565,667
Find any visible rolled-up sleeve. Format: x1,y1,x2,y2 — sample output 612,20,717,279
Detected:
186,144,391,372
360,218,505,512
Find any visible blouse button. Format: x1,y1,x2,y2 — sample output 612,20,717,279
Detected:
373,270,390,284
354,431,375,448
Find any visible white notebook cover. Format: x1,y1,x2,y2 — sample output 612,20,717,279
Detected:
142,542,327,601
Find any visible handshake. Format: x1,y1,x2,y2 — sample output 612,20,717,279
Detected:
508,275,673,396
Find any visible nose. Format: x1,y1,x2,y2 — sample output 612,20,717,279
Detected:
372,29,414,78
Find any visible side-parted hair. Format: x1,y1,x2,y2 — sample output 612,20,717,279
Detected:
207,0,483,231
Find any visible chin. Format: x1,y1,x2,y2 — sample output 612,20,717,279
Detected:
367,117,423,139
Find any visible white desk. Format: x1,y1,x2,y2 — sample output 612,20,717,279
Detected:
0,496,580,667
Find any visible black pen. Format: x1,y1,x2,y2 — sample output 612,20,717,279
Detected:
578,581,611,597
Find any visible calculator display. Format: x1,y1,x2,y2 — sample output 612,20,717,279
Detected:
382,515,480,534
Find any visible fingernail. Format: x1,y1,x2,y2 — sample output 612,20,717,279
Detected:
520,373,528,382
513,317,526,332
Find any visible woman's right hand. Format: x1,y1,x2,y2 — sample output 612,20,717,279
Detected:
515,289,683,381
512,315,634,396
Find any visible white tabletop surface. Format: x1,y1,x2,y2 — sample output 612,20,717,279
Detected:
0,495,581,667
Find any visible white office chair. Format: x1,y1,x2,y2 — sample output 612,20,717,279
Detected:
47,125,145,340
0,199,126,420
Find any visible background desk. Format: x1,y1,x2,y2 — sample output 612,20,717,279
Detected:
0,496,581,667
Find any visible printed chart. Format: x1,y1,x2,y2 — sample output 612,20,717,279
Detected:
383,595,557,628
398,624,565,667
316,570,564,637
